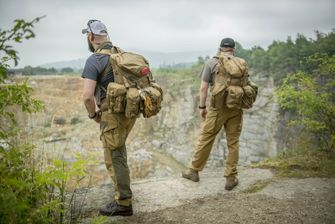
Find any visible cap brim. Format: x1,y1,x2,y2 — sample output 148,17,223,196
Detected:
223,44,234,48
82,28,88,34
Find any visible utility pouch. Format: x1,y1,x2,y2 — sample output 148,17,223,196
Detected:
125,87,141,118
226,85,244,109
107,83,127,113
210,90,226,109
241,84,258,109
141,86,163,118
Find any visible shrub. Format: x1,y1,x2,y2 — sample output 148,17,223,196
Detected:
277,56,335,151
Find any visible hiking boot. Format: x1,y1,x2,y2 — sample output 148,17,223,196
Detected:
225,177,239,191
99,201,133,216
182,168,199,182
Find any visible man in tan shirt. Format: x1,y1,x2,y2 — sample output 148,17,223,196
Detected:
182,38,247,191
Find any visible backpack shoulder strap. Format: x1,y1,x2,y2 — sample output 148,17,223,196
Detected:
93,48,113,93
96,46,125,85
232,57,249,86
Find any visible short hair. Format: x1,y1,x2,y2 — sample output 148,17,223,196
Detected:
220,47,234,52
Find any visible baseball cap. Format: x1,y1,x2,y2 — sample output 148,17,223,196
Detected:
220,37,235,48
82,20,108,36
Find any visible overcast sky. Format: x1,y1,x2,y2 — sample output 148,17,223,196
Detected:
0,0,334,67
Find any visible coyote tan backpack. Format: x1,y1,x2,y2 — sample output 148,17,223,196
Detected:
211,53,257,109
96,45,163,118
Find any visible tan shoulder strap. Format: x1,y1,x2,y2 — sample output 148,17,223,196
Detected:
95,46,126,85
95,45,124,55
232,57,249,86
96,48,113,55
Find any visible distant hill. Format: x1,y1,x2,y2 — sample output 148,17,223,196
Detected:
39,49,215,69
40,58,86,70
136,49,214,68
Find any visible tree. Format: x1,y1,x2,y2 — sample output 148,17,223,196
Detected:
0,17,44,141
0,17,51,224
197,56,205,65
22,65,35,75
277,57,335,152
1,18,98,223
61,67,74,73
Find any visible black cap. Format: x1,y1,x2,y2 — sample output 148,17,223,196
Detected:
220,37,235,48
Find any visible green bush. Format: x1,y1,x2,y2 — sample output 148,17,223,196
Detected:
277,56,335,151
1,17,96,224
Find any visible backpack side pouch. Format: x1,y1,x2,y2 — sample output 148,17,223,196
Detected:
141,86,162,118
226,85,244,109
107,83,127,113
241,84,258,109
125,87,141,119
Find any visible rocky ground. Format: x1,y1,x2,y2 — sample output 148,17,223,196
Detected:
76,168,335,224
115,185,335,224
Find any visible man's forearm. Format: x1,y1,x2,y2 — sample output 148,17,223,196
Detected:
84,97,96,116
82,78,98,117
199,81,209,107
199,89,207,107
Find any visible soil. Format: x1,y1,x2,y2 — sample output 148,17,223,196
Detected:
118,190,335,224
80,173,335,224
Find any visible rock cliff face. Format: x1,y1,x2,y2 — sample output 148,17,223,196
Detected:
25,72,279,184
238,74,279,164
128,73,279,174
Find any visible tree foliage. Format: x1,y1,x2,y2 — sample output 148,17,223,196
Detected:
238,30,335,84
236,30,335,151
0,16,45,141
22,66,58,76
0,17,44,70
276,48,335,152
0,17,97,224
277,70,334,151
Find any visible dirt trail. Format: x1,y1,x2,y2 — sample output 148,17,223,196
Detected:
78,168,335,224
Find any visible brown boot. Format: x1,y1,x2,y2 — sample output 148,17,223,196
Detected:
182,168,199,182
225,177,239,191
99,201,133,216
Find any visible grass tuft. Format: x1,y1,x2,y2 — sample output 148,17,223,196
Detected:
252,148,335,178
243,179,272,194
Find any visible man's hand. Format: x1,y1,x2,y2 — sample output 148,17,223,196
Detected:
93,111,101,123
200,108,207,120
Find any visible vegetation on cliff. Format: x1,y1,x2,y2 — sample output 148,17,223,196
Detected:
246,31,335,175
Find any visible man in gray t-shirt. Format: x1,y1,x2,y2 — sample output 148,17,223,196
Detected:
81,20,135,217
82,42,114,103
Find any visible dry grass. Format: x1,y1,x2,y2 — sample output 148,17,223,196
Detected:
252,148,335,178
243,179,273,194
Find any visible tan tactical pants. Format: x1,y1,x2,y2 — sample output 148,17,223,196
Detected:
191,106,243,178
100,110,136,206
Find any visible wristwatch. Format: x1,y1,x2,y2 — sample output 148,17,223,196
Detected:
198,105,206,109
88,112,97,119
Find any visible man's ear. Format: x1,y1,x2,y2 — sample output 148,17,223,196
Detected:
88,33,94,42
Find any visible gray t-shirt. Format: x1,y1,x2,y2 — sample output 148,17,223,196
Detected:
201,57,218,85
82,43,114,102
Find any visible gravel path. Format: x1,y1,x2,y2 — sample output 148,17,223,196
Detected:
78,169,335,224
